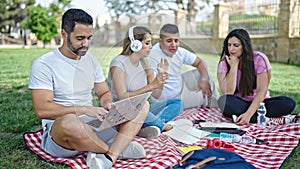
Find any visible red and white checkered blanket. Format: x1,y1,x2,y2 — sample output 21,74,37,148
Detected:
24,107,300,169
23,130,181,169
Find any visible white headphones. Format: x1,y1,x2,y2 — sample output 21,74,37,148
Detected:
128,26,142,52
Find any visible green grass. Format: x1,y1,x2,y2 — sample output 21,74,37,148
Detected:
0,47,299,168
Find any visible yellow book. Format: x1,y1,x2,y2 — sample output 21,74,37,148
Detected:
176,145,202,154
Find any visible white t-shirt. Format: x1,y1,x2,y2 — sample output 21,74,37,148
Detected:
106,55,147,101
29,49,105,127
148,43,196,102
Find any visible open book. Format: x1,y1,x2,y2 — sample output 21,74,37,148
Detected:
163,119,211,144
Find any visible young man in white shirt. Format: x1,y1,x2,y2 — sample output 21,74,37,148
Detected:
149,24,219,109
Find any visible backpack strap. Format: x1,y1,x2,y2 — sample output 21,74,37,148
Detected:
170,151,194,169
186,156,216,169
170,150,218,169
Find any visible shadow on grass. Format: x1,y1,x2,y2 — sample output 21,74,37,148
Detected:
0,135,69,169
0,85,40,134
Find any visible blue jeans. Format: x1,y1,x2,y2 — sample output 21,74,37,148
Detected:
142,98,184,131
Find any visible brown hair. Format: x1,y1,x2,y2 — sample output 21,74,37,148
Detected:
219,29,256,97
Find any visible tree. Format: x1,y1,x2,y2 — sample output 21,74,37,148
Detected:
24,5,58,48
103,0,213,32
103,0,180,43
101,0,214,43
48,0,71,17
47,0,72,45
0,0,35,34
104,0,179,21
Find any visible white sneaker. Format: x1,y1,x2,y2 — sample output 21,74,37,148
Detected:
137,126,161,139
86,152,112,169
118,141,146,159
106,138,146,159
267,115,294,125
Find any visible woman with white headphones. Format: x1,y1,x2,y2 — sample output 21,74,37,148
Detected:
107,26,184,139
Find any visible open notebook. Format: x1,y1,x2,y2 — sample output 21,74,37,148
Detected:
164,119,211,144
80,92,151,131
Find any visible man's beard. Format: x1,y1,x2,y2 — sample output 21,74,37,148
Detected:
67,37,89,57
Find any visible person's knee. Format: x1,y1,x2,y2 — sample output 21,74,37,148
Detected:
182,69,200,90
170,99,184,115
287,97,296,107
58,114,79,128
217,95,236,118
285,96,296,113
217,95,227,111
52,114,87,139
176,99,184,112
208,75,220,98
169,98,184,111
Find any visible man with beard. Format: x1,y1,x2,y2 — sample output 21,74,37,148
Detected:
29,9,149,169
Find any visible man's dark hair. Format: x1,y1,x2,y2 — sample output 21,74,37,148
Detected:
61,8,93,34
159,24,179,38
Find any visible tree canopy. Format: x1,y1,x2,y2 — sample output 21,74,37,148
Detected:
0,0,35,34
104,0,213,21
24,5,58,46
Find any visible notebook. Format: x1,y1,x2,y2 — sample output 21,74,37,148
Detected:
199,122,245,135
79,92,151,131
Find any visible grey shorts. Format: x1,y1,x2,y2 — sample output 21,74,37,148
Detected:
41,122,117,158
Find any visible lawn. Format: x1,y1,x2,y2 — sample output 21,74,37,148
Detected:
0,47,299,168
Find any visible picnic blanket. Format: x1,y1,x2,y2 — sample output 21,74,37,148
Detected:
23,130,181,169
24,107,300,169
